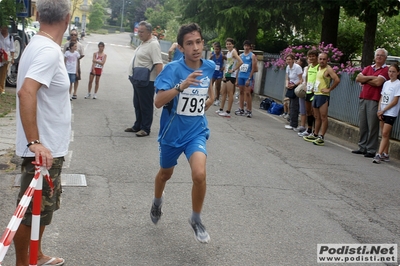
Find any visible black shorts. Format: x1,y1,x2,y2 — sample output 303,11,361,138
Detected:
223,77,236,84
382,115,397,126
305,92,314,102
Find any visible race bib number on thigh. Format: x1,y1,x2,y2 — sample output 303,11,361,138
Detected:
177,87,208,116
240,64,249,72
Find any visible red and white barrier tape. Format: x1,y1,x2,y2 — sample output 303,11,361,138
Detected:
0,160,53,266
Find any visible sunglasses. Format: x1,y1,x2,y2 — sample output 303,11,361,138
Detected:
70,34,77,36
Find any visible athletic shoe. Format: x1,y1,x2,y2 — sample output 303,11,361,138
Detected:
84,93,91,99
283,114,289,119
93,94,97,99
72,95,77,99
150,202,163,224
303,134,318,142
213,100,220,106
246,111,252,118
293,126,306,132
215,109,223,114
189,219,210,244
284,125,293,130
234,109,245,116
313,137,325,146
381,153,390,162
298,131,310,137
372,154,382,164
218,111,231,117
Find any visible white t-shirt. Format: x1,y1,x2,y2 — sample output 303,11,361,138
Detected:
16,35,71,157
64,50,80,74
286,63,303,85
380,79,400,117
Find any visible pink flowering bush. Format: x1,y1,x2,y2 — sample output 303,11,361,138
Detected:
265,43,361,80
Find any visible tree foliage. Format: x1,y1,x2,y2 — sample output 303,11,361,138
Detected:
88,3,105,30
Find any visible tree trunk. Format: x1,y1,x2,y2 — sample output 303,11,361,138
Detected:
320,4,340,47
247,19,258,46
361,5,378,68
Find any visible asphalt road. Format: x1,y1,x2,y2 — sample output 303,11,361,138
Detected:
1,32,400,266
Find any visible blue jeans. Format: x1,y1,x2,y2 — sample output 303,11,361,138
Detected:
132,81,155,134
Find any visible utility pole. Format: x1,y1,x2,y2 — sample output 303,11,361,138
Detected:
120,0,125,32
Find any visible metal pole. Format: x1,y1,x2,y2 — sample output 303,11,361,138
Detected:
120,0,125,32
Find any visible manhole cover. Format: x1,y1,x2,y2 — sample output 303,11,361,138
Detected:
14,174,87,187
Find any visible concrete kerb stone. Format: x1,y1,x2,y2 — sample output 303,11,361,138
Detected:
256,95,400,160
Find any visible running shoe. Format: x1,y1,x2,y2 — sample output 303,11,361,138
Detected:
84,93,91,99
246,111,252,118
303,134,318,142
313,137,325,146
213,100,220,106
372,154,382,164
93,94,97,99
298,131,310,137
218,111,231,117
189,219,210,244
234,109,245,116
150,202,163,224
215,109,223,114
284,125,293,130
381,153,390,162
293,126,306,132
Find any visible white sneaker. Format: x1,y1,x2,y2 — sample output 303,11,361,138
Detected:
213,100,220,106
84,93,91,99
293,126,306,132
218,111,231,117
298,131,310,137
215,109,223,114
285,125,293,130
93,94,97,99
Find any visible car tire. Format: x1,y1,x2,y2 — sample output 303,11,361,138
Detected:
6,63,17,87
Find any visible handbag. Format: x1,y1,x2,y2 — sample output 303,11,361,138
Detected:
128,48,155,87
295,83,306,98
129,67,153,87
285,86,297,99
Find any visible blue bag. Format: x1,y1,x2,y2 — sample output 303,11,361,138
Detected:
268,102,284,115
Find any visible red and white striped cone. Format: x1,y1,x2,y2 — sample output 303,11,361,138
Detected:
0,159,53,266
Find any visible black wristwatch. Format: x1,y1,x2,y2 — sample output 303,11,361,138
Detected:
174,83,184,93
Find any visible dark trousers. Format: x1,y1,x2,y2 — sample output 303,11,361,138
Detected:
289,96,299,128
132,81,155,134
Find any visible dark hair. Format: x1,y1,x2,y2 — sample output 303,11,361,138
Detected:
213,42,221,49
67,41,76,51
225,37,235,45
177,23,203,47
298,57,308,68
243,40,251,46
98,42,105,47
307,50,319,57
390,63,400,72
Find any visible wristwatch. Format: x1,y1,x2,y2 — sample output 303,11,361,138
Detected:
174,83,184,93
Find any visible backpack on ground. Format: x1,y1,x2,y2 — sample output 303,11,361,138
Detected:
260,98,274,110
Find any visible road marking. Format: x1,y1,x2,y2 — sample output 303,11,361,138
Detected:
86,41,131,48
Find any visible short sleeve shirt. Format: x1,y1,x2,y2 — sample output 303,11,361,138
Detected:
286,63,303,85
359,64,389,101
380,79,400,117
154,58,215,147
